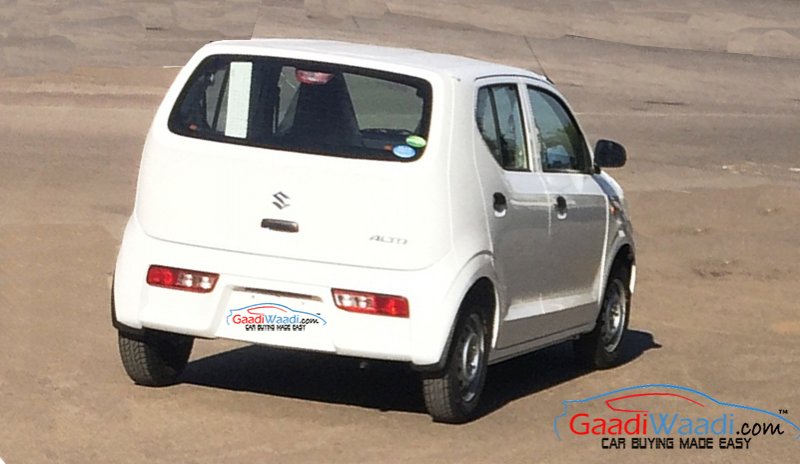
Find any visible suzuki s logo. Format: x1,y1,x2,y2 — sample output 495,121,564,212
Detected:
272,191,290,209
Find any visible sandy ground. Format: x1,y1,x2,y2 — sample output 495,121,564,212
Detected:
1,1,799,463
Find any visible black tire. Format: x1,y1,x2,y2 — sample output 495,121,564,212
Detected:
422,308,489,423
118,329,194,386
574,266,631,369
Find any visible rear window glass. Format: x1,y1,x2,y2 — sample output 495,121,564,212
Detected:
168,55,433,161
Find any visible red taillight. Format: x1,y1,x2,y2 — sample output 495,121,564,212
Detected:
146,265,218,293
332,289,409,318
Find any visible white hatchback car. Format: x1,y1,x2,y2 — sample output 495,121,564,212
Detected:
113,39,635,423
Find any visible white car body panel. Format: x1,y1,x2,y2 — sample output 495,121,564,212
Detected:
113,39,635,369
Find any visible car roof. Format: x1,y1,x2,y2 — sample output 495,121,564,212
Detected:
205,38,548,83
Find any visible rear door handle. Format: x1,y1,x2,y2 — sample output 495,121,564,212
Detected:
555,195,568,220
493,192,507,217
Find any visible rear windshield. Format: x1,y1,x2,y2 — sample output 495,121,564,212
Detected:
168,55,433,161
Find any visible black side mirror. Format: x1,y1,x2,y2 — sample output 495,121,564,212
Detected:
594,139,627,168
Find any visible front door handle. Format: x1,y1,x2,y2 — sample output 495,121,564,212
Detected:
555,195,568,220
493,192,507,217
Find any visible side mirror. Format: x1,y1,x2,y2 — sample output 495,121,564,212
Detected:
594,139,627,168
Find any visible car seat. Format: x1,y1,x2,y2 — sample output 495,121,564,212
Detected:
283,74,363,150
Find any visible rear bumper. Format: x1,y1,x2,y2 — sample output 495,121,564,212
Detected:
113,215,481,366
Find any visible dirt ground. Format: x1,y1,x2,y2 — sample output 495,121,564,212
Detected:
1,1,799,463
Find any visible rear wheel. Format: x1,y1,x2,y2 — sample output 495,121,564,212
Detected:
574,266,631,369
118,329,194,386
422,308,488,423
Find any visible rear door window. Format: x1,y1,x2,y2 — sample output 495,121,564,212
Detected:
169,55,433,161
475,84,528,171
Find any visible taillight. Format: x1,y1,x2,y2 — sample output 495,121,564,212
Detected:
332,289,409,318
146,265,218,293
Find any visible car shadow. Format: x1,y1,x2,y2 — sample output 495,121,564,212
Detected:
475,329,661,419
181,329,661,418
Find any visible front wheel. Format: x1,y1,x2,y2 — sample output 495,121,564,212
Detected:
118,329,194,386
574,267,631,369
422,308,489,423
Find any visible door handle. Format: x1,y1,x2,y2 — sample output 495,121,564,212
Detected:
555,195,568,220
493,192,507,217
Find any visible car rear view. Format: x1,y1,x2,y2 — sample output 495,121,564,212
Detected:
113,42,455,389
113,39,634,425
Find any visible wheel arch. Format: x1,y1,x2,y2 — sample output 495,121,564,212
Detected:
608,242,636,291
413,273,499,373
460,277,497,343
